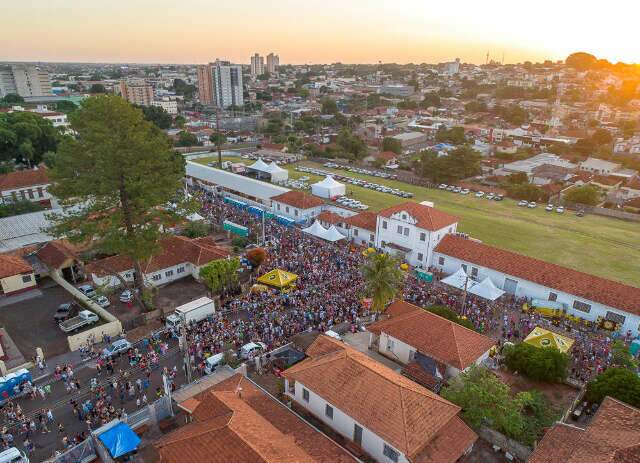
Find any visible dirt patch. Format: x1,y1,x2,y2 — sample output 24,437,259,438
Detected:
495,368,580,412
154,278,210,314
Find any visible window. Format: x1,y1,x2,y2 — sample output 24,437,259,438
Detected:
27,189,34,199
152,274,161,281
403,227,409,236
353,424,363,446
165,270,174,277
353,229,358,236
21,275,32,283
383,444,400,463
401,214,407,220
294,210,299,217
302,388,309,402
503,278,518,295
605,311,625,325
461,264,468,272
325,404,333,419
37,187,43,198
397,225,403,234
386,338,395,350
471,267,478,278
419,232,426,241
417,253,423,261
548,292,558,302
438,257,445,266
285,206,290,213
177,267,185,274
370,234,374,241
277,204,281,210
573,300,591,313
382,221,387,229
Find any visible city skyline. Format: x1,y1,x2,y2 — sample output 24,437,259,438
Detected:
2,0,639,65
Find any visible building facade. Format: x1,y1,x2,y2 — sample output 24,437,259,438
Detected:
250,53,265,76
151,98,178,115
119,79,154,106
0,65,52,97
196,64,214,105
266,53,280,73
210,60,244,108
0,254,36,296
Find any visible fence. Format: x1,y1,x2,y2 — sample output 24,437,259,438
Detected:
477,426,532,462
43,438,96,463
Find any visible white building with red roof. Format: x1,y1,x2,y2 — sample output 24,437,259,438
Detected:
0,167,53,207
0,253,36,296
433,234,640,335
375,202,459,268
270,190,325,222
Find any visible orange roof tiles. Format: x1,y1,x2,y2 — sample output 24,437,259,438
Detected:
378,202,459,231
35,241,77,269
271,191,325,209
530,397,640,463
343,211,377,231
157,374,355,463
284,336,476,461
376,151,398,161
0,168,49,191
434,234,640,316
0,254,33,279
368,300,495,370
316,211,344,225
86,235,230,277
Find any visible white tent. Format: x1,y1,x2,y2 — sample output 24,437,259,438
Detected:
468,277,505,301
441,267,476,291
324,225,346,242
248,158,271,173
301,220,330,240
186,212,205,222
264,162,289,182
311,176,346,199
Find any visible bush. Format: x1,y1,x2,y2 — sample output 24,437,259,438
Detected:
503,342,569,382
586,368,640,408
564,185,600,206
246,248,267,267
183,220,209,238
426,305,475,331
232,236,249,249
0,200,44,218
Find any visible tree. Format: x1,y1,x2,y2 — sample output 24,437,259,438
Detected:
382,137,402,154
360,252,405,312
182,220,209,238
586,368,640,408
591,128,613,146
0,111,60,165
426,305,475,330
0,94,24,105
321,98,338,115
173,115,186,128
336,128,367,159
564,185,600,206
246,248,267,268
209,134,226,147
506,183,542,202
465,100,488,113
137,105,172,129
55,100,78,114
172,79,196,99
503,343,569,382
42,151,57,168
573,138,595,155
48,95,186,304
89,84,107,94
0,199,44,218
417,146,481,183
199,257,240,295
435,127,466,145
175,130,200,147
565,52,598,71
610,340,637,369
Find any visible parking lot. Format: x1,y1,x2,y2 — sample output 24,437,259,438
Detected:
0,283,74,358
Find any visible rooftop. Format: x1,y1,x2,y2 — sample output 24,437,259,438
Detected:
0,253,33,279
378,202,459,231
0,168,49,191
271,190,325,209
343,211,377,231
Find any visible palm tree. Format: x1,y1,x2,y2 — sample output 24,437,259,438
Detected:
361,252,406,313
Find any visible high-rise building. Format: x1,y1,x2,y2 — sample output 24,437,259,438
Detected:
266,53,280,74
197,65,214,104
0,65,52,98
250,53,265,76
197,60,244,108
119,79,154,106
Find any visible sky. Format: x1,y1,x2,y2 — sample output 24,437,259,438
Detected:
3,0,639,65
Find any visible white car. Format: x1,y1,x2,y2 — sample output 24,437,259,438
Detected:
556,206,565,213
545,204,554,212
527,202,537,208
95,296,110,308
439,184,448,190
475,191,484,198
240,342,267,359
486,193,495,200
460,189,470,195
518,200,528,207
119,290,133,303
101,339,133,359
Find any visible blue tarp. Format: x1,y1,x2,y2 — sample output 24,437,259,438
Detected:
99,422,141,458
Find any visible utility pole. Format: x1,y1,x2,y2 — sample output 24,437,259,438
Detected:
261,207,266,246
179,317,192,384
216,106,223,168
460,273,470,314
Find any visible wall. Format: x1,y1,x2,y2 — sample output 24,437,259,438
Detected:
351,226,375,247
272,201,324,222
286,379,409,463
0,272,36,294
433,253,640,336
92,262,194,288
378,332,414,365
477,426,532,462
67,320,123,351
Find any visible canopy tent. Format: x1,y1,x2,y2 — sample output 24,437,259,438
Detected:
523,326,574,354
257,269,298,288
440,267,476,291
186,212,205,222
468,277,505,301
264,162,289,182
311,176,346,199
98,422,141,458
324,225,346,242
301,220,330,239
247,158,271,173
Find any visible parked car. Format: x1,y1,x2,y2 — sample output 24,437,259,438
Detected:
486,193,495,200
475,191,484,198
453,187,462,193
54,303,79,322
119,290,133,303
576,210,585,217
438,184,448,190
493,194,504,201
59,310,99,333
95,295,110,308
527,202,537,208
446,185,455,191
556,206,565,214
518,200,528,207
78,284,97,299
239,341,267,359
545,204,554,212
101,339,133,359
460,188,470,195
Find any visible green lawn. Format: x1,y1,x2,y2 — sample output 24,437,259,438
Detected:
193,157,640,287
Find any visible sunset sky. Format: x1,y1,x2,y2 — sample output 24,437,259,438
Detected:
3,0,639,65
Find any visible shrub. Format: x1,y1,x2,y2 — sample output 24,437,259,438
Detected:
586,368,640,408
503,342,569,383
426,305,475,331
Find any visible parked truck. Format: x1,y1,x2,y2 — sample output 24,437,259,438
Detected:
59,310,99,333
165,297,215,330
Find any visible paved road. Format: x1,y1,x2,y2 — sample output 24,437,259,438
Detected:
5,337,188,462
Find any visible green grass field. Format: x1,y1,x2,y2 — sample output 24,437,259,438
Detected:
193,156,640,287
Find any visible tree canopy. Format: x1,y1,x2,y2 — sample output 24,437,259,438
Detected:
564,185,600,206
48,95,186,299
503,342,569,382
360,252,405,312
175,130,200,147
586,368,640,408
199,257,240,295
416,146,481,183
382,137,402,154
137,105,172,129
336,128,367,160
426,305,475,330
0,111,60,166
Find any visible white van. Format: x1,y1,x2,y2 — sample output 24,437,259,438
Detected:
324,330,342,341
204,353,225,375
0,447,29,463
240,342,267,359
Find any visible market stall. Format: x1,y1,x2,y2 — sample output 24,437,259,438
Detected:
257,269,298,288
311,176,346,198
468,277,505,301
440,267,476,291
523,326,574,353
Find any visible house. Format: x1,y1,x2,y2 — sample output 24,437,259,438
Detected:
85,235,230,288
344,211,377,247
579,157,620,176
270,190,325,222
156,373,356,463
367,300,495,386
316,211,349,235
0,254,36,296
34,240,82,282
620,176,640,200
0,167,54,207
391,132,428,151
433,234,640,336
529,396,640,463
365,151,398,167
375,202,458,268
284,335,477,463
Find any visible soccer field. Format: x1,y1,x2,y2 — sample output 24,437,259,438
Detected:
193,157,640,287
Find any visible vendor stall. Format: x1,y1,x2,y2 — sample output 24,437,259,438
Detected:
257,269,298,288
523,326,574,353
311,176,346,198
468,277,505,301
440,267,476,291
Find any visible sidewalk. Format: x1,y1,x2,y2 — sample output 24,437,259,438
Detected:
30,345,103,383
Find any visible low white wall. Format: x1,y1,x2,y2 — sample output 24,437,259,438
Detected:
67,320,123,351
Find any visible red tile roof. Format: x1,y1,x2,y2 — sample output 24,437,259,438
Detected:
0,168,49,191
157,374,355,463
35,241,77,269
271,191,324,209
378,202,459,231
376,151,398,161
434,234,640,316
316,211,344,225
284,336,476,461
0,254,32,279
529,397,640,463
343,211,377,231
368,300,495,370
86,235,230,277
